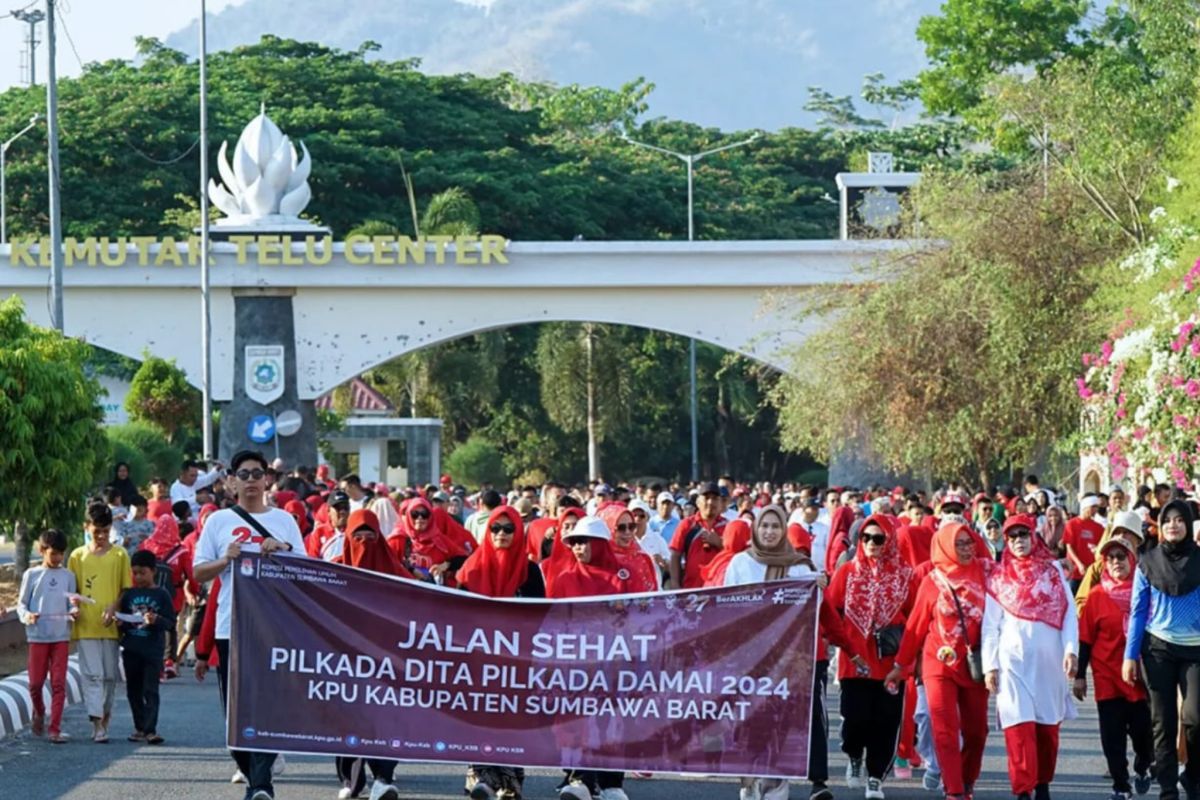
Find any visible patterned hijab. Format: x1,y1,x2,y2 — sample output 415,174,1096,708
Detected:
986,514,1068,629
843,513,913,638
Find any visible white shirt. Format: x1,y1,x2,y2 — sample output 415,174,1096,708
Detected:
170,468,223,513
723,551,813,585
194,507,306,639
320,532,345,562
635,532,671,585
787,511,830,571
981,562,1078,728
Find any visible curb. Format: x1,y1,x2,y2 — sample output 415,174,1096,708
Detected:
0,654,84,738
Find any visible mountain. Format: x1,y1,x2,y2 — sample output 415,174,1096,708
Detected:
164,0,941,132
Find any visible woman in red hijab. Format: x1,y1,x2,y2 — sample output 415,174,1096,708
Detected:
540,507,585,596
550,516,628,800
825,513,918,798
456,506,543,800
824,505,857,575
327,509,406,800
887,523,992,800
283,500,311,538
389,497,470,586
701,517,752,587
457,506,545,599
599,505,659,593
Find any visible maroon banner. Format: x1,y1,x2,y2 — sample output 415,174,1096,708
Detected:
228,553,818,777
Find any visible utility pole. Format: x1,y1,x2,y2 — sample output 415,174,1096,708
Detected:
12,7,44,86
199,0,214,459
45,0,63,331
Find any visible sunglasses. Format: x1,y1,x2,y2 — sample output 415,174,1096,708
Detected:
235,468,266,480
409,510,431,520
564,537,590,547
1005,529,1032,540
614,523,636,533
862,533,888,546
1105,550,1129,562
490,523,516,535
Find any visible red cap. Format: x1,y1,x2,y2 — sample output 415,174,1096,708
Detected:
941,493,968,509
439,474,452,485
1002,514,1038,536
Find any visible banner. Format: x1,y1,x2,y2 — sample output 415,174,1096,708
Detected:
228,554,819,778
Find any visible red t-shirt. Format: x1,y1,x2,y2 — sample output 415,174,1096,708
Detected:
825,560,919,681
669,515,727,589
1063,517,1104,580
147,499,173,521
1080,585,1147,703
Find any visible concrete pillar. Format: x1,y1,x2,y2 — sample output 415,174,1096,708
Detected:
430,426,441,484
407,426,431,488
218,290,318,468
357,438,388,485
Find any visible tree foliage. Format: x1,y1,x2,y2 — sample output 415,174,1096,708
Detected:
444,436,508,489
125,354,201,443
0,297,107,569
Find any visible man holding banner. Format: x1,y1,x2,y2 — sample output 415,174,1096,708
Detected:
194,450,307,800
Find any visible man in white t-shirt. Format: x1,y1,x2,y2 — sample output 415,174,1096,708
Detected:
171,459,225,515
629,498,670,583
193,450,307,800
788,497,830,572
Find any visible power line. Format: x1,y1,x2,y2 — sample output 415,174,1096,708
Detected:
53,3,81,71
0,0,39,20
124,136,201,165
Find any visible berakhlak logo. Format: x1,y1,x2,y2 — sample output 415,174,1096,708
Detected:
240,558,255,577
391,739,402,749
242,727,257,739
435,741,447,752
482,744,494,754
346,735,360,748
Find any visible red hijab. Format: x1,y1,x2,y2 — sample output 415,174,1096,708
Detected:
186,504,219,554
1099,538,1137,615
339,509,411,578
402,498,469,570
600,505,657,593
928,523,991,650
546,516,624,599
701,517,753,587
825,505,856,574
987,514,1068,629
541,507,585,593
456,507,531,598
284,500,311,536
141,514,181,560
842,513,914,638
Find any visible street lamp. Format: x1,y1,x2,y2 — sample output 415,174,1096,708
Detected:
1,114,41,245
620,131,761,482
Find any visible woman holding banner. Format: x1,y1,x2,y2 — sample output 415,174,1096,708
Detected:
600,505,660,593
330,509,408,800
723,505,842,800
456,504,546,800
547,515,630,800
885,523,992,800
825,514,918,800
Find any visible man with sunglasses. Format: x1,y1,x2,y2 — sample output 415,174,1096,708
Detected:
194,449,307,800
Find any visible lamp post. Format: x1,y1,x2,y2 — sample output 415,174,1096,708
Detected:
620,131,761,482
45,0,63,331
199,0,214,460
1,114,41,245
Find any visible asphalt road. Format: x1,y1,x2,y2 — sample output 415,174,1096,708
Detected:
0,671,1124,800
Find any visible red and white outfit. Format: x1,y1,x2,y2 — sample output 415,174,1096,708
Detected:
894,523,992,798
981,515,1078,797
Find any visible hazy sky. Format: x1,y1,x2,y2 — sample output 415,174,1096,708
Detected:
0,0,247,94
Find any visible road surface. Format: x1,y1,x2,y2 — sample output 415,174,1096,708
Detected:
0,671,1120,800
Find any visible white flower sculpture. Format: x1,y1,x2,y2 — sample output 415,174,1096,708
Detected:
208,106,313,223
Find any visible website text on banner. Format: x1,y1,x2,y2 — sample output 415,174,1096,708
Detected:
227,554,818,778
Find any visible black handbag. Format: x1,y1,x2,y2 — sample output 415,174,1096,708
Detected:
950,588,986,683
874,623,905,659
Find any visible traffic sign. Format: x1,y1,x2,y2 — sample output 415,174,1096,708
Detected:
276,410,303,437
247,414,275,443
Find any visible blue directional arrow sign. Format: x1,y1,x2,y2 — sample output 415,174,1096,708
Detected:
247,414,275,444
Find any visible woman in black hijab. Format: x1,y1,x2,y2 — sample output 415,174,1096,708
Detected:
1123,499,1200,800
109,462,139,506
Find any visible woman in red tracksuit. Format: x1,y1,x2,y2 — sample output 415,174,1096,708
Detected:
825,513,918,800
886,523,992,800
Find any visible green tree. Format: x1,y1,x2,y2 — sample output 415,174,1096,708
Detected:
125,354,201,444
444,436,508,489
0,297,107,571
104,423,185,486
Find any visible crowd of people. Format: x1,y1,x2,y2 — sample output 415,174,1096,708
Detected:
14,454,1200,800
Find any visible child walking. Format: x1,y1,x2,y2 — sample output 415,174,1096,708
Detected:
69,501,132,743
119,550,177,744
16,529,78,743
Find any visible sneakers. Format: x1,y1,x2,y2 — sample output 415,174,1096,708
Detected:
232,770,248,784
48,732,69,744
846,759,864,789
1134,772,1152,796
894,759,913,780
740,782,762,800
30,714,44,737
368,781,400,800
337,788,357,800
1110,792,1132,800
471,783,498,800
273,755,287,776
866,777,885,800
249,791,274,800
811,784,834,800
597,789,630,800
762,779,791,800
559,782,593,800
163,659,179,679
922,770,943,793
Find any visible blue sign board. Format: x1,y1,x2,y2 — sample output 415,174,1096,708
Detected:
247,414,275,443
